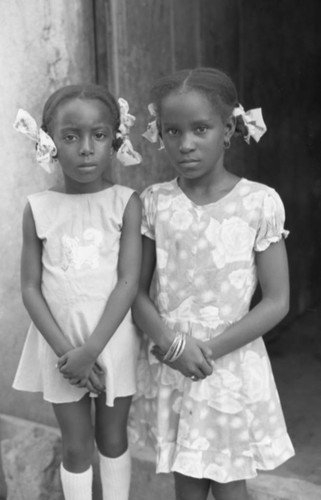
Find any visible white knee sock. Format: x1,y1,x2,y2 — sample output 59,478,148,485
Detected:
60,463,93,500
99,449,131,500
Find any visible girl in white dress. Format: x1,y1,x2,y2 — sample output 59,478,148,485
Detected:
131,68,294,500
13,84,142,500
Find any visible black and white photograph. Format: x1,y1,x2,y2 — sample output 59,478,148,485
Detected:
0,1,320,499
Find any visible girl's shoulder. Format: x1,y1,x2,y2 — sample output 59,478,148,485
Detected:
239,178,280,196
237,178,285,207
140,178,177,199
112,183,136,197
27,189,54,206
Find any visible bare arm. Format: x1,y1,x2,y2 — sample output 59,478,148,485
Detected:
21,203,73,357
58,193,142,382
132,236,173,350
132,236,213,379
206,239,290,360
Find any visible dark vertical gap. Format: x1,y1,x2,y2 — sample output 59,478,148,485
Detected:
194,0,201,67
237,0,244,102
92,0,100,83
169,0,176,72
92,0,111,86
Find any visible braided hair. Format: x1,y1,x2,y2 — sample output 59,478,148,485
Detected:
150,67,247,137
41,84,123,151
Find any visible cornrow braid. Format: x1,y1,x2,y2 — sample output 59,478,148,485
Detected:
150,67,242,133
41,84,123,151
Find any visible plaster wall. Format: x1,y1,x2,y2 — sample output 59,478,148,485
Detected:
0,0,95,426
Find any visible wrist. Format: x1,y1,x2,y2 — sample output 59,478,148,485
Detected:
206,338,216,360
82,341,99,362
56,342,74,358
157,329,176,353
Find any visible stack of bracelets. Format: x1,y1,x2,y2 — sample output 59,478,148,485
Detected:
161,332,186,362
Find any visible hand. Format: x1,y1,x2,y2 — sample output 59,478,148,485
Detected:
85,363,106,394
57,346,96,387
151,336,213,380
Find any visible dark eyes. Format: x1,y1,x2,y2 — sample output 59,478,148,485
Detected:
165,125,209,136
64,134,77,142
94,132,107,140
63,132,108,142
167,128,178,136
196,125,208,134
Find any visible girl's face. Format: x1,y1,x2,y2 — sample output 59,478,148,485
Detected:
159,90,234,182
51,98,114,193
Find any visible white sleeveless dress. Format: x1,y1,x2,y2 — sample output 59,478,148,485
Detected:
13,185,140,406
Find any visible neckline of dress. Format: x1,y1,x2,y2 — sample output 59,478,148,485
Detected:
174,177,245,208
47,184,116,197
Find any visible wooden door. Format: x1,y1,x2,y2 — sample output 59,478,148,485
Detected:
94,0,320,317
94,0,202,192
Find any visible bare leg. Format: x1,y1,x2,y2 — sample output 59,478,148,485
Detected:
94,393,132,456
95,393,133,500
52,394,94,472
174,472,211,500
211,479,248,500
53,395,94,499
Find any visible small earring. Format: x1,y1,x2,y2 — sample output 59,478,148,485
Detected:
224,137,231,150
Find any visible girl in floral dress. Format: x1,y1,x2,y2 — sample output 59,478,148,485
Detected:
130,68,294,500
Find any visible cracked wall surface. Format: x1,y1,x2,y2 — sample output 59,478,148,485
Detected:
0,0,95,426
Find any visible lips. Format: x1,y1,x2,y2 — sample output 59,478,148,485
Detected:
178,159,200,165
78,163,97,168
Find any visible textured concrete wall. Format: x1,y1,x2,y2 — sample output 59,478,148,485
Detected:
0,0,95,426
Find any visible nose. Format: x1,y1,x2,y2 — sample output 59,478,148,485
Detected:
79,135,94,156
179,133,195,153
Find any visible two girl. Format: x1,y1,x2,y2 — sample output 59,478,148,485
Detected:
14,67,294,500
131,67,294,500
13,85,142,500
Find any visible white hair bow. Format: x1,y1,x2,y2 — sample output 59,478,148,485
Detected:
116,98,142,166
233,104,267,144
13,109,57,173
142,103,164,149
13,100,142,170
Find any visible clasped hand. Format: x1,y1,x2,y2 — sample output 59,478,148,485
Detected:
151,335,213,380
57,346,105,395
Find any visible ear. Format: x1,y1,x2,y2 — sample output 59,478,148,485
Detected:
224,114,236,141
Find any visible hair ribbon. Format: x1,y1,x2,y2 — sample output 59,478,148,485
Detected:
142,103,164,149
233,104,267,144
116,98,142,166
13,109,57,173
13,100,142,170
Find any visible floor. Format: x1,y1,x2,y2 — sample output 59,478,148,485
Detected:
265,308,321,485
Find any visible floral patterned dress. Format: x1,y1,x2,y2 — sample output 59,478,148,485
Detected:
129,177,294,482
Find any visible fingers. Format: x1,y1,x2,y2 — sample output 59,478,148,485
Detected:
151,338,214,380
93,362,104,375
68,377,87,387
88,371,105,393
57,356,67,370
86,379,99,395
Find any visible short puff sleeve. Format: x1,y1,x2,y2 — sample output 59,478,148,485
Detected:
254,188,289,252
140,185,156,240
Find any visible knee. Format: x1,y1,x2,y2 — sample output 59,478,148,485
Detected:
62,436,95,470
174,473,210,500
211,479,248,500
96,429,128,458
